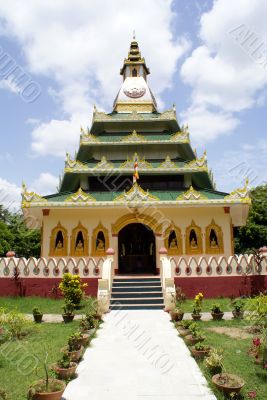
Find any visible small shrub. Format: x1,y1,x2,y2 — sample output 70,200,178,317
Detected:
180,320,193,329
68,332,82,352
57,352,72,369
62,301,75,316
204,348,223,374
32,307,42,315
211,303,222,313
232,298,245,312
59,273,87,307
5,311,32,339
0,389,7,400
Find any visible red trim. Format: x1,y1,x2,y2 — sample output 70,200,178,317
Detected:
174,276,267,298
0,278,99,298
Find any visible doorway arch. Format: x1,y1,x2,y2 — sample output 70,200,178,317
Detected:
118,223,156,274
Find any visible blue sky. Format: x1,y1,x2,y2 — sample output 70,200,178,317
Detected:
0,0,266,210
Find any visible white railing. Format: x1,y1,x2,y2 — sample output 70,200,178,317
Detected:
0,257,104,278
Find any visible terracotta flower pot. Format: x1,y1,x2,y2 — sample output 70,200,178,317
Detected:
28,379,65,400
53,362,77,380
191,313,202,321
79,334,90,347
67,346,84,362
170,310,184,322
33,314,43,323
191,347,210,360
185,335,204,346
177,328,190,337
232,310,244,319
212,373,245,394
211,312,224,321
62,314,75,323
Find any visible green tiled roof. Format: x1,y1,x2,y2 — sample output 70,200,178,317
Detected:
44,188,228,202
96,133,173,142
78,158,187,168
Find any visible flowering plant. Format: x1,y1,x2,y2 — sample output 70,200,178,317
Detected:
59,273,87,306
192,292,204,315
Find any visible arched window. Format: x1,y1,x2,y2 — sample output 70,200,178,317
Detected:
70,222,89,257
132,68,137,77
91,222,109,256
164,223,182,255
205,220,224,254
185,221,202,254
49,222,68,256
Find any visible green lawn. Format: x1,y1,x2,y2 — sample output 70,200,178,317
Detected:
0,296,247,315
0,297,65,314
179,319,267,400
0,321,82,400
180,297,248,313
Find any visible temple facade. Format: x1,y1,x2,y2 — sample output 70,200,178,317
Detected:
22,38,250,275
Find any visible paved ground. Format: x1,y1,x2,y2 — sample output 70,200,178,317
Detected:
62,310,216,400
26,311,236,323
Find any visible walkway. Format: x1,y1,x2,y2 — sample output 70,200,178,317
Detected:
26,311,236,323
62,311,216,400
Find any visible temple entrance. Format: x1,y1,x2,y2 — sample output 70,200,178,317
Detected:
118,223,156,274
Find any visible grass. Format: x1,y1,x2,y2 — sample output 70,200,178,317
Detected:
179,297,248,313
0,321,81,400
178,318,267,400
0,296,247,315
0,296,65,314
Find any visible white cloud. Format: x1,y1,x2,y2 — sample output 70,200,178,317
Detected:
180,105,240,143
180,0,267,141
0,177,21,211
0,0,190,157
30,172,59,195
0,172,59,213
213,140,267,192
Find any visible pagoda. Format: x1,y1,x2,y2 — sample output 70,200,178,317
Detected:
22,37,250,275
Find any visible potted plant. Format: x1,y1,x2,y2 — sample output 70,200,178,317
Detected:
212,373,245,395
85,313,99,335
32,307,43,324
185,323,205,346
232,299,245,319
27,352,65,400
63,332,84,362
204,348,224,375
62,301,75,323
211,304,224,321
191,292,203,320
191,342,210,360
170,299,184,322
177,320,193,336
52,352,77,380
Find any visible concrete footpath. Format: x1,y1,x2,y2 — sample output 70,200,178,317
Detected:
62,310,216,400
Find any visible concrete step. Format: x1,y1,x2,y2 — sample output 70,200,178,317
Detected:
110,298,164,305
112,282,162,287
109,304,165,310
111,291,162,299
112,286,162,293
113,278,161,283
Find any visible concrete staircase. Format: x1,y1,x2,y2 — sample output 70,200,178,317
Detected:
110,276,164,310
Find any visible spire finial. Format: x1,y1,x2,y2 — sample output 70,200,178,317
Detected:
133,30,136,40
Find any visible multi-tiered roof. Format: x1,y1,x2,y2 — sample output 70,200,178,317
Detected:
22,39,250,226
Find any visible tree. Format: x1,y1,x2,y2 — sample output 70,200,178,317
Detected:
0,205,41,258
234,184,267,253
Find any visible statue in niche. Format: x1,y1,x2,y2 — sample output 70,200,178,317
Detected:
96,231,105,252
170,230,178,247
210,229,218,249
189,230,198,249
75,231,85,255
55,231,64,252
